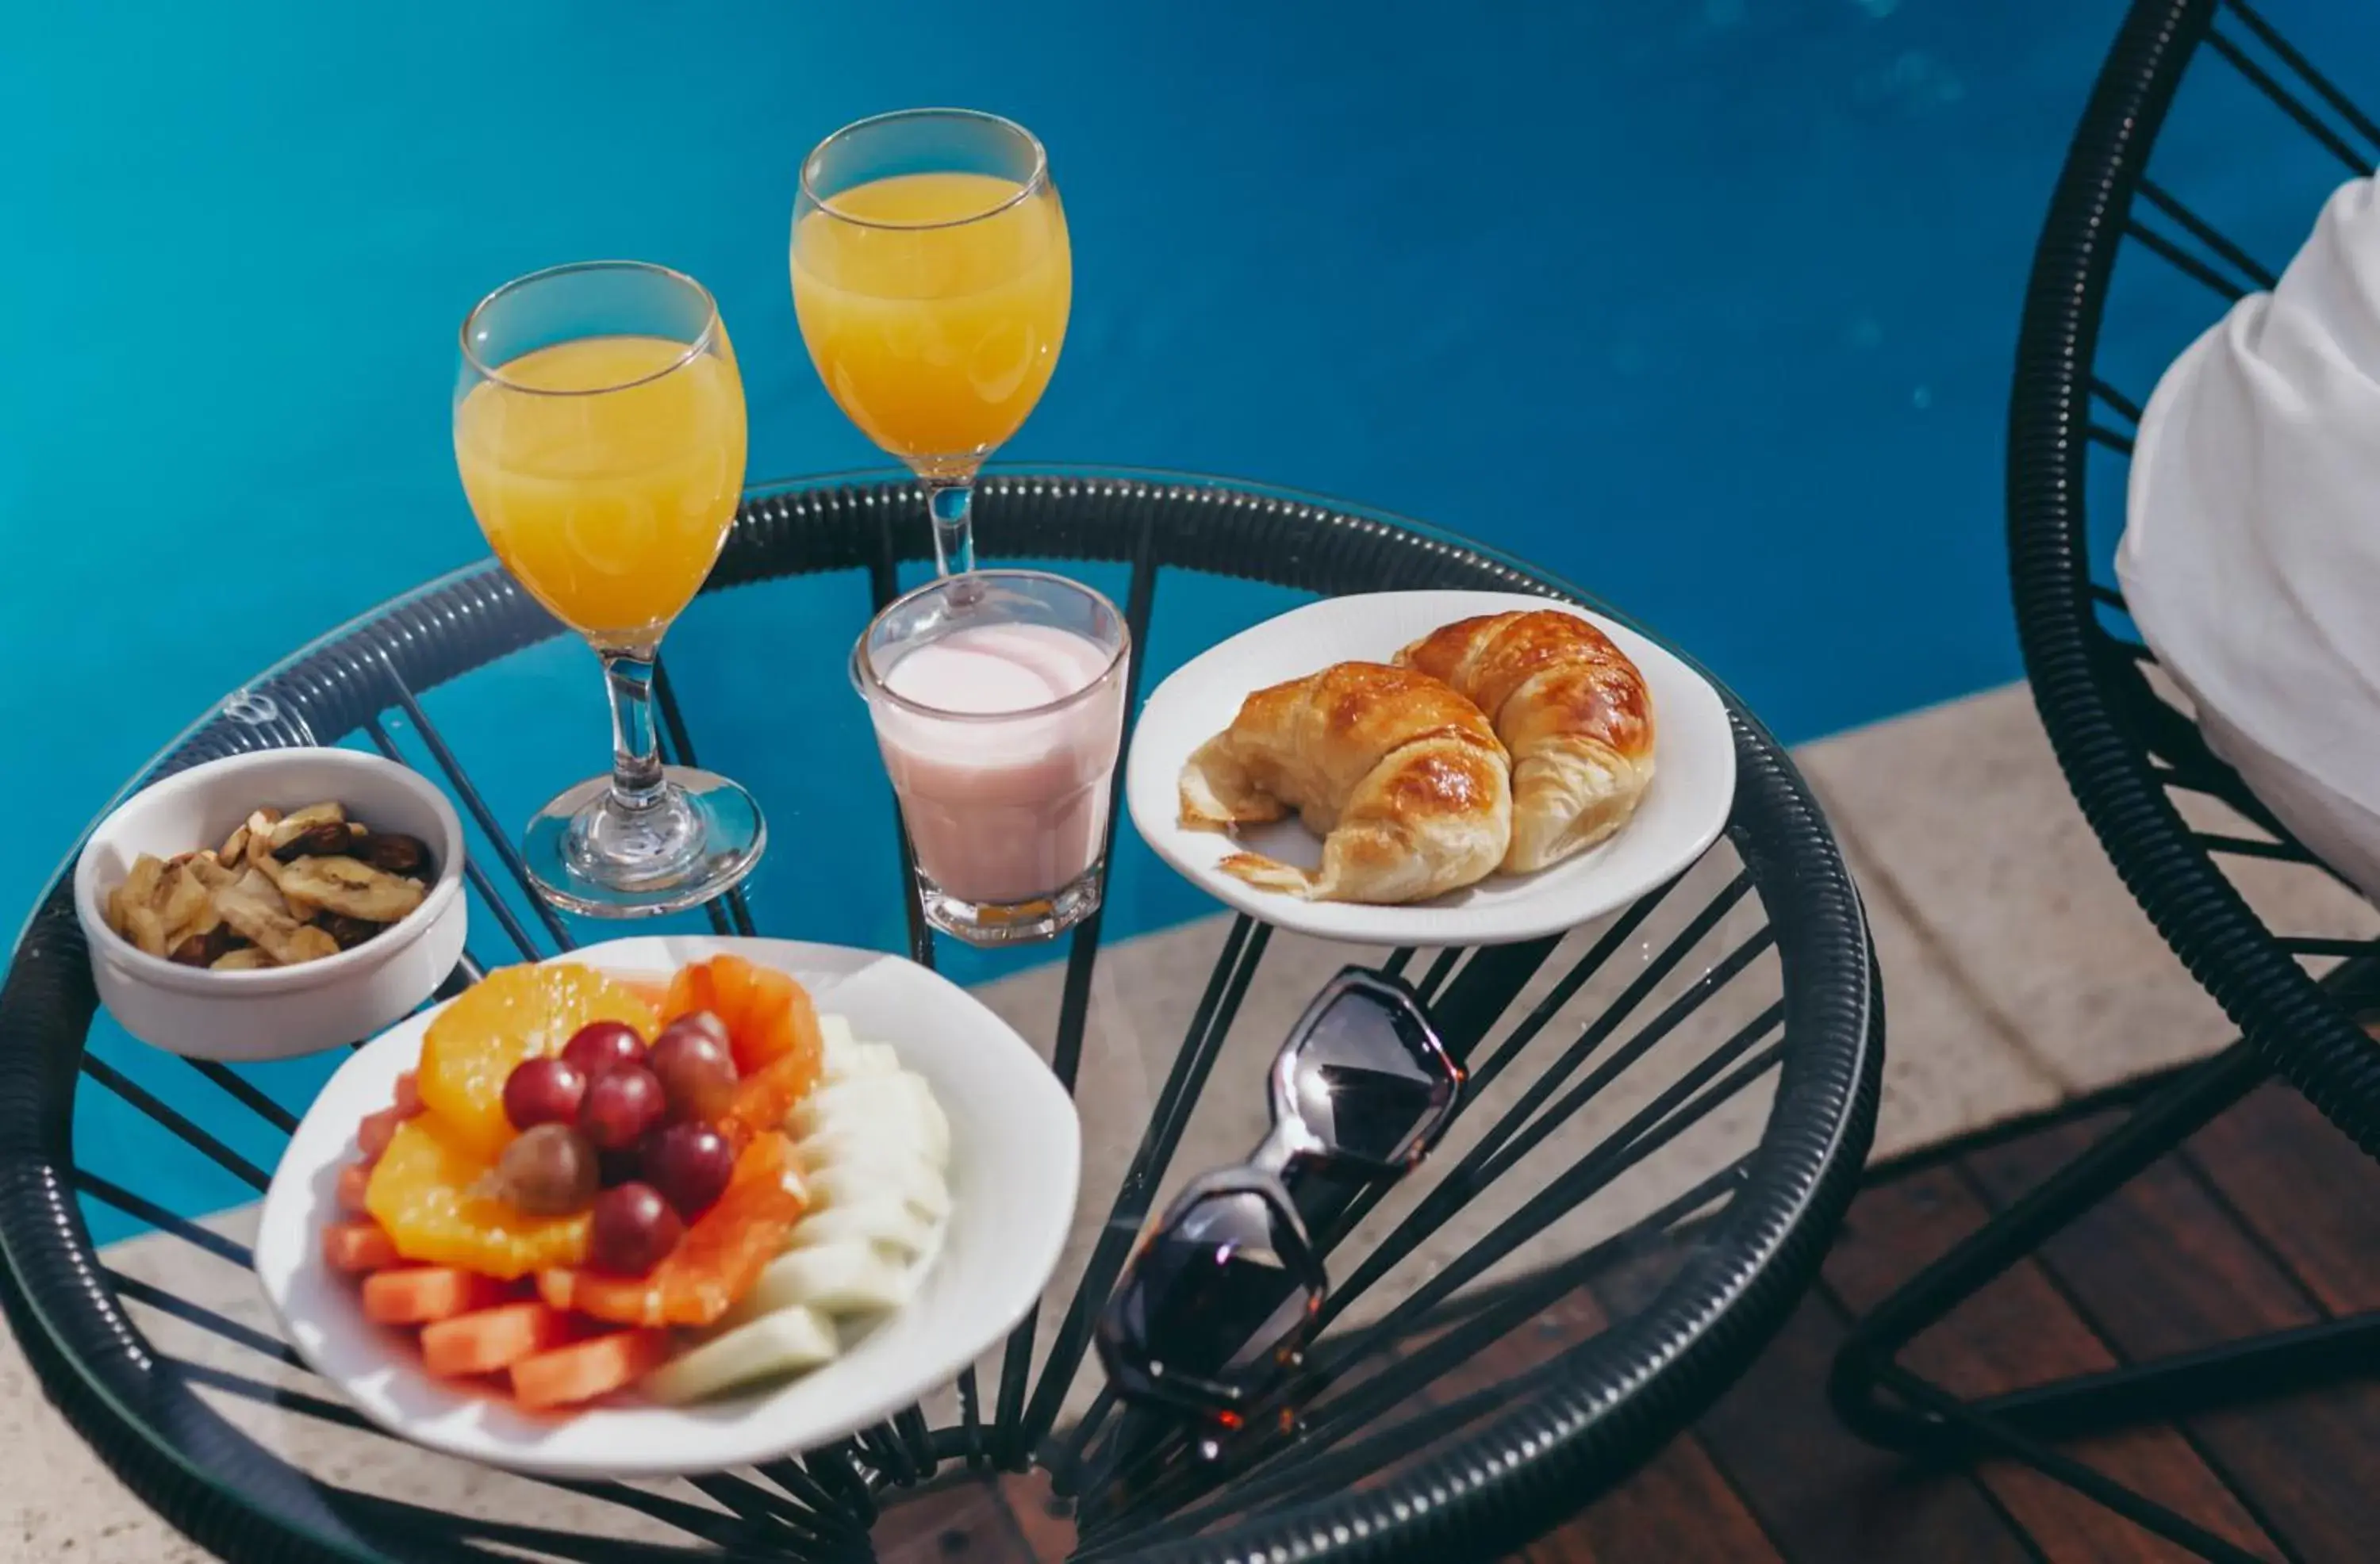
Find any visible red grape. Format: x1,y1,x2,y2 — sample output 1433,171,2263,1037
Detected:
595,1146,643,1189
495,1124,599,1215
647,1020,739,1123
502,1056,587,1131
642,1121,734,1216
560,1020,647,1079
665,1010,731,1051
588,1182,683,1276
578,1064,666,1151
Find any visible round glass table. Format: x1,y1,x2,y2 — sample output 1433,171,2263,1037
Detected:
0,470,1879,1562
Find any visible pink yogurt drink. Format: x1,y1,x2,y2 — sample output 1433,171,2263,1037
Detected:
868,620,1128,914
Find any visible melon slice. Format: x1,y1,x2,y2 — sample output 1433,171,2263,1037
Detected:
641,1305,839,1405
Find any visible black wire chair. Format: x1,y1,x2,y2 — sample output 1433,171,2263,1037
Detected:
1829,2,2380,1558
0,472,1878,1562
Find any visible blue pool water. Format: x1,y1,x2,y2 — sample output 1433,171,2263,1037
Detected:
11,1,2380,1241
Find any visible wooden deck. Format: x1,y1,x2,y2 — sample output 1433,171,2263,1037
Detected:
863,1076,2380,1562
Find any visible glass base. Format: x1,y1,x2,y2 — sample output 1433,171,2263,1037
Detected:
524,766,766,918
916,861,1104,947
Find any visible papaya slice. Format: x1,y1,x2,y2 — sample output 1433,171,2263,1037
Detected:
706,955,758,1039
661,955,824,1079
660,961,719,1031
721,1050,818,1151
538,1133,804,1328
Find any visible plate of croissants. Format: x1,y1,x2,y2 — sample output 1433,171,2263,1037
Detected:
1125,591,1734,945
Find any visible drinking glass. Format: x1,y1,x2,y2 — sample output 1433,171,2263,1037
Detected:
453,260,766,916
792,109,1071,577
852,571,1127,945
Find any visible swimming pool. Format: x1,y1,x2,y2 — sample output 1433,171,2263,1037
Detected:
11,0,2380,1240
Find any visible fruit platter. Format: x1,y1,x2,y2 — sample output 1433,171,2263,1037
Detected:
255,935,1081,1478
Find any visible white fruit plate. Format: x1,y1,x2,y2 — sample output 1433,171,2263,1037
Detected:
253,935,1081,1478
1126,591,1737,946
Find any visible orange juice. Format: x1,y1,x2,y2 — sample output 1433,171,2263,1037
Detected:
792,171,1071,473
454,334,747,647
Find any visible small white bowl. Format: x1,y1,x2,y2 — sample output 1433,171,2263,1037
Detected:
73,749,470,1060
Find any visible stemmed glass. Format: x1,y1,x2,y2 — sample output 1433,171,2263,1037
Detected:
791,108,1071,577
452,260,766,916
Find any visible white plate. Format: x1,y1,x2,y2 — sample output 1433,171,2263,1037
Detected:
1126,591,1735,945
253,935,1081,1479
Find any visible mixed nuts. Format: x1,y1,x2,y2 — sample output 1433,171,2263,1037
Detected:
103,801,436,970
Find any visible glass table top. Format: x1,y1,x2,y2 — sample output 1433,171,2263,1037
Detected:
6,470,1879,1562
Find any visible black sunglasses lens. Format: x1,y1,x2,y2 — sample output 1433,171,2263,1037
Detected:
1105,1187,1320,1413
1287,988,1457,1166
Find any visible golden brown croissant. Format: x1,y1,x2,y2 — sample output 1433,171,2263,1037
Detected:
1395,610,1655,873
1178,662,1512,904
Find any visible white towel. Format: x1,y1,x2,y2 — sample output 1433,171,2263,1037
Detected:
2118,174,2380,902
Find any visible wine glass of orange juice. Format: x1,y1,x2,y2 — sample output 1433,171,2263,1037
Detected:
792,109,1071,577
452,260,766,916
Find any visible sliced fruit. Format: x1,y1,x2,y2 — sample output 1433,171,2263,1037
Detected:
721,1240,909,1328
721,1051,820,1149
539,1133,805,1328
741,964,824,1078
356,1105,406,1164
643,1305,839,1405
322,1219,399,1274
336,1162,374,1216
793,1074,950,1167
822,1037,904,1087
616,975,673,1014
421,1301,582,1378
659,960,717,1029
790,1198,941,1261
805,1154,950,1224
706,954,756,1037
416,964,656,1160
361,1265,518,1325
511,1327,670,1411
366,1114,592,1279
661,955,823,1079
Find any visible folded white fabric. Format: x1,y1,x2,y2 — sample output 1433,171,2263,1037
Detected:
2118,174,2380,902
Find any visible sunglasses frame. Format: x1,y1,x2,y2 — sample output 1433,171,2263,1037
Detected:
1097,967,1463,1422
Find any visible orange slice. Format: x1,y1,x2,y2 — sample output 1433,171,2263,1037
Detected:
416,964,656,1160
366,1114,591,1280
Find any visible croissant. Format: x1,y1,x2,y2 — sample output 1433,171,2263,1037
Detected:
1395,610,1655,873
1178,662,1512,904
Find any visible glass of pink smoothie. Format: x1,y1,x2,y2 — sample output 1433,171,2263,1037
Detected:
852,569,1130,945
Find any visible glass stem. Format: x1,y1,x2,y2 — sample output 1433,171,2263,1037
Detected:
925,477,977,577
601,650,667,811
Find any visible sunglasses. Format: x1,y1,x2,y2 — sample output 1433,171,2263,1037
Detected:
1095,968,1463,1426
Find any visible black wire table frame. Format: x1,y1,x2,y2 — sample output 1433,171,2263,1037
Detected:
1,470,1879,1563
1828,4,2380,1560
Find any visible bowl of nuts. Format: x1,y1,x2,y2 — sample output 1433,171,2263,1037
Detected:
72,748,470,1060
